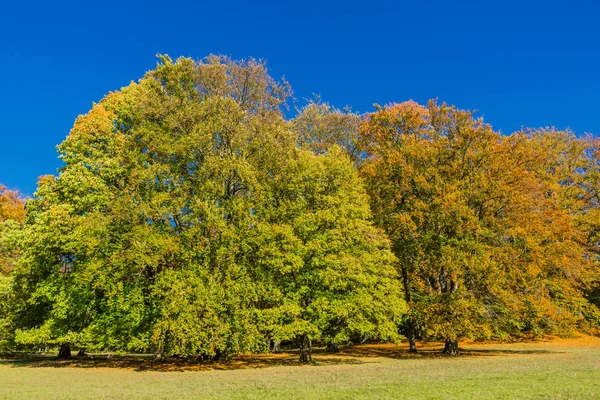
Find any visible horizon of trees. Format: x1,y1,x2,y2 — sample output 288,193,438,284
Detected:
0,55,599,361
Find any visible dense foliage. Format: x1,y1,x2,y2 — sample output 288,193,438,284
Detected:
1,55,598,360
357,102,600,353
0,186,25,350
7,56,403,360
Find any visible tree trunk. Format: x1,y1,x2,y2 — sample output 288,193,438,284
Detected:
401,263,418,354
272,340,281,353
58,344,72,359
326,343,340,353
213,349,224,361
299,335,312,363
76,348,87,357
442,338,459,355
153,349,165,363
406,318,418,353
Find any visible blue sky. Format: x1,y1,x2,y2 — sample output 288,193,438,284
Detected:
1,0,599,196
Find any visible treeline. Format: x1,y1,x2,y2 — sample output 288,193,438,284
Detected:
0,55,599,361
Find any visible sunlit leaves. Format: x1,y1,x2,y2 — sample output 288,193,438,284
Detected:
358,100,599,345
10,55,405,358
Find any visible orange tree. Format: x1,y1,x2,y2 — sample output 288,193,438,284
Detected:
0,185,25,350
357,101,598,354
526,130,600,324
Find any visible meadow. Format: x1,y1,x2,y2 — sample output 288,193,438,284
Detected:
1,335,598,399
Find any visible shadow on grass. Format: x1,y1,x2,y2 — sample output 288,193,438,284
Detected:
0,351,366,372
340,344,560,360
0,342,562,372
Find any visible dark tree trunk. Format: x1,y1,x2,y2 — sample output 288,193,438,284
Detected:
153,350,165,363
76,348,87,357
406,318,418,353
442,338,459,355
299,335,312,363
400,263,418,354
58,344,72,359
213,349,224,361
326,343,340,353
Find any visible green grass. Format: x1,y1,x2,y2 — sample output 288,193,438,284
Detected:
1,337,599,399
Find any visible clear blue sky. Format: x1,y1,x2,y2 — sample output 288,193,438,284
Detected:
1,0,599,196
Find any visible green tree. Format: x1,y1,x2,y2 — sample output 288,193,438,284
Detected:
11,55,406,361
293,99,362,162
253,147,405,361
12,55,294,359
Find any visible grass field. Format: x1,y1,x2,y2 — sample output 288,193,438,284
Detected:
1,335,599,399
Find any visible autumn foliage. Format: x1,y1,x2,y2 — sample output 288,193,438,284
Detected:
357,102,600,353
0,55,599,359
0,186,25,225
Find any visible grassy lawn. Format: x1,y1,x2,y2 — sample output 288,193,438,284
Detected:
1,335,599,399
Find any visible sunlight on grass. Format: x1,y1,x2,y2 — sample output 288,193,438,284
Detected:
1,336,599,399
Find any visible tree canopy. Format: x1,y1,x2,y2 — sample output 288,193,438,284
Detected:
1,55,599,361
0,185,25,350
8,55,404,360
357,101,600,353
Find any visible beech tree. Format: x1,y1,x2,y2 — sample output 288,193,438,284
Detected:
579,138,600,310
293,99,361,162
12,55,295,359
254,147,405,361
11,55,406,361
525,130,600,323
0,186,25,351
357,101,598,354
6,54,599,362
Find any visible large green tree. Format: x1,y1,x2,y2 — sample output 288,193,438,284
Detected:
12,55,294,358
11,55,405,361
254,146,405,361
